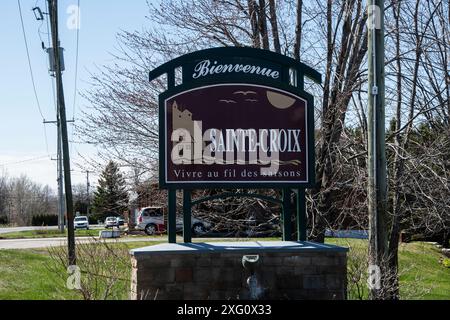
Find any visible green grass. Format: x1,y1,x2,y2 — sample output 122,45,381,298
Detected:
0,238,448,300
0,228,155,239
0,229,102,239
0,239,165,300
397,242,450,299
327,238,450,300
0,249,79,300
0,230,279,240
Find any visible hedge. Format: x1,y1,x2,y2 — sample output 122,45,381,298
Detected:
0,215,8,225
31,214,59,226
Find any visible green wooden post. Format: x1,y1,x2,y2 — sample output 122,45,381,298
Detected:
167,70,175,89
183,189,192,243
282,189,292,241
296,188,307,241
168,189,177,243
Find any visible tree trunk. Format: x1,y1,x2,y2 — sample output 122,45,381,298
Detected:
386,0,403,300
268,0,281,53
247,0,261,48
257,0,270,50
293,0,303,60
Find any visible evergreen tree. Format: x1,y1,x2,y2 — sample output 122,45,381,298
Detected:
92,161,129,220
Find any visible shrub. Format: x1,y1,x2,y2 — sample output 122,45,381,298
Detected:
442,258,450,268
0,215,8,225
46,238,131,300
87,215,98,224
31,214,59,226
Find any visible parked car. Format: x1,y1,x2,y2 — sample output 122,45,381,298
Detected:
117,217,125,226
74,216,89,230
136,207,165,235
136,206,211,236
104,216,119,228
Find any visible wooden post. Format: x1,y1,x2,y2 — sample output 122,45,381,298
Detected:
296,188,307,241
48,0,75,265
168,189,177,243
183,189,192,243
282,189,292,241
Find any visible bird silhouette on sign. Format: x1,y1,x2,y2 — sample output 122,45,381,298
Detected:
245,99,258,103
219,99,237,104
233,91,257,96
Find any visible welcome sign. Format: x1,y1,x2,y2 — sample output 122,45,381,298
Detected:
188,58,282,80
152,47,320,189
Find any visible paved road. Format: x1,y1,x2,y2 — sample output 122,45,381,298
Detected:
0,225,103,234
0,236,163,250
0,226,58,234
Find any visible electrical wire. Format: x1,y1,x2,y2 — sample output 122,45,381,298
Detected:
18,0,52,158
44,0,58,114
34,0,46,45
0,155,55,167
17,0,45,120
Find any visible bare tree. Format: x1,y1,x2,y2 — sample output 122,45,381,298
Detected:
0,172,9,224
47,238,131,300
0,174,57,226
380,0,450,298
76,0,449,299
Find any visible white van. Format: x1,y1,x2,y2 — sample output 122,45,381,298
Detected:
74,216,89,230
136,206,210,236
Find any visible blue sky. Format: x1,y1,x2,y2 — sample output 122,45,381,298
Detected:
0,0,151,189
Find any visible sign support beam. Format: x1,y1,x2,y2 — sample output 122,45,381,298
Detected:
168,189,177,243
296,188,307,241
282,189,292,241
183,190,192,243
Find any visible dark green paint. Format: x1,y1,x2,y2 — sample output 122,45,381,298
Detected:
282,189,292,241
296,188,307,241
149,47,322,243
183,190,192,243
168,189,177,243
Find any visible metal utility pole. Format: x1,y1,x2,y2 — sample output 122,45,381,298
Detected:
48,0,76,265
367,0,388,299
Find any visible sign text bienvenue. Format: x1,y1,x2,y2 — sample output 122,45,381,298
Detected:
192,60,280,80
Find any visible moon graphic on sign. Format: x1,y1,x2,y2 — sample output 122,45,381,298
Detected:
266,91,296,109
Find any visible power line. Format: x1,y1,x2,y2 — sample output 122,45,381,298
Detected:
0,155,55,167
17,0,45,120
19,0,52,157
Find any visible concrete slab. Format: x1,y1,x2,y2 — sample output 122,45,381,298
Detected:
130,241,348,256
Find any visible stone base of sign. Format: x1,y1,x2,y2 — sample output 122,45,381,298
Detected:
130,241,348,300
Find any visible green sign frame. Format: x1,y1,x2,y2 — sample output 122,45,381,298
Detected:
149,47,321,243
